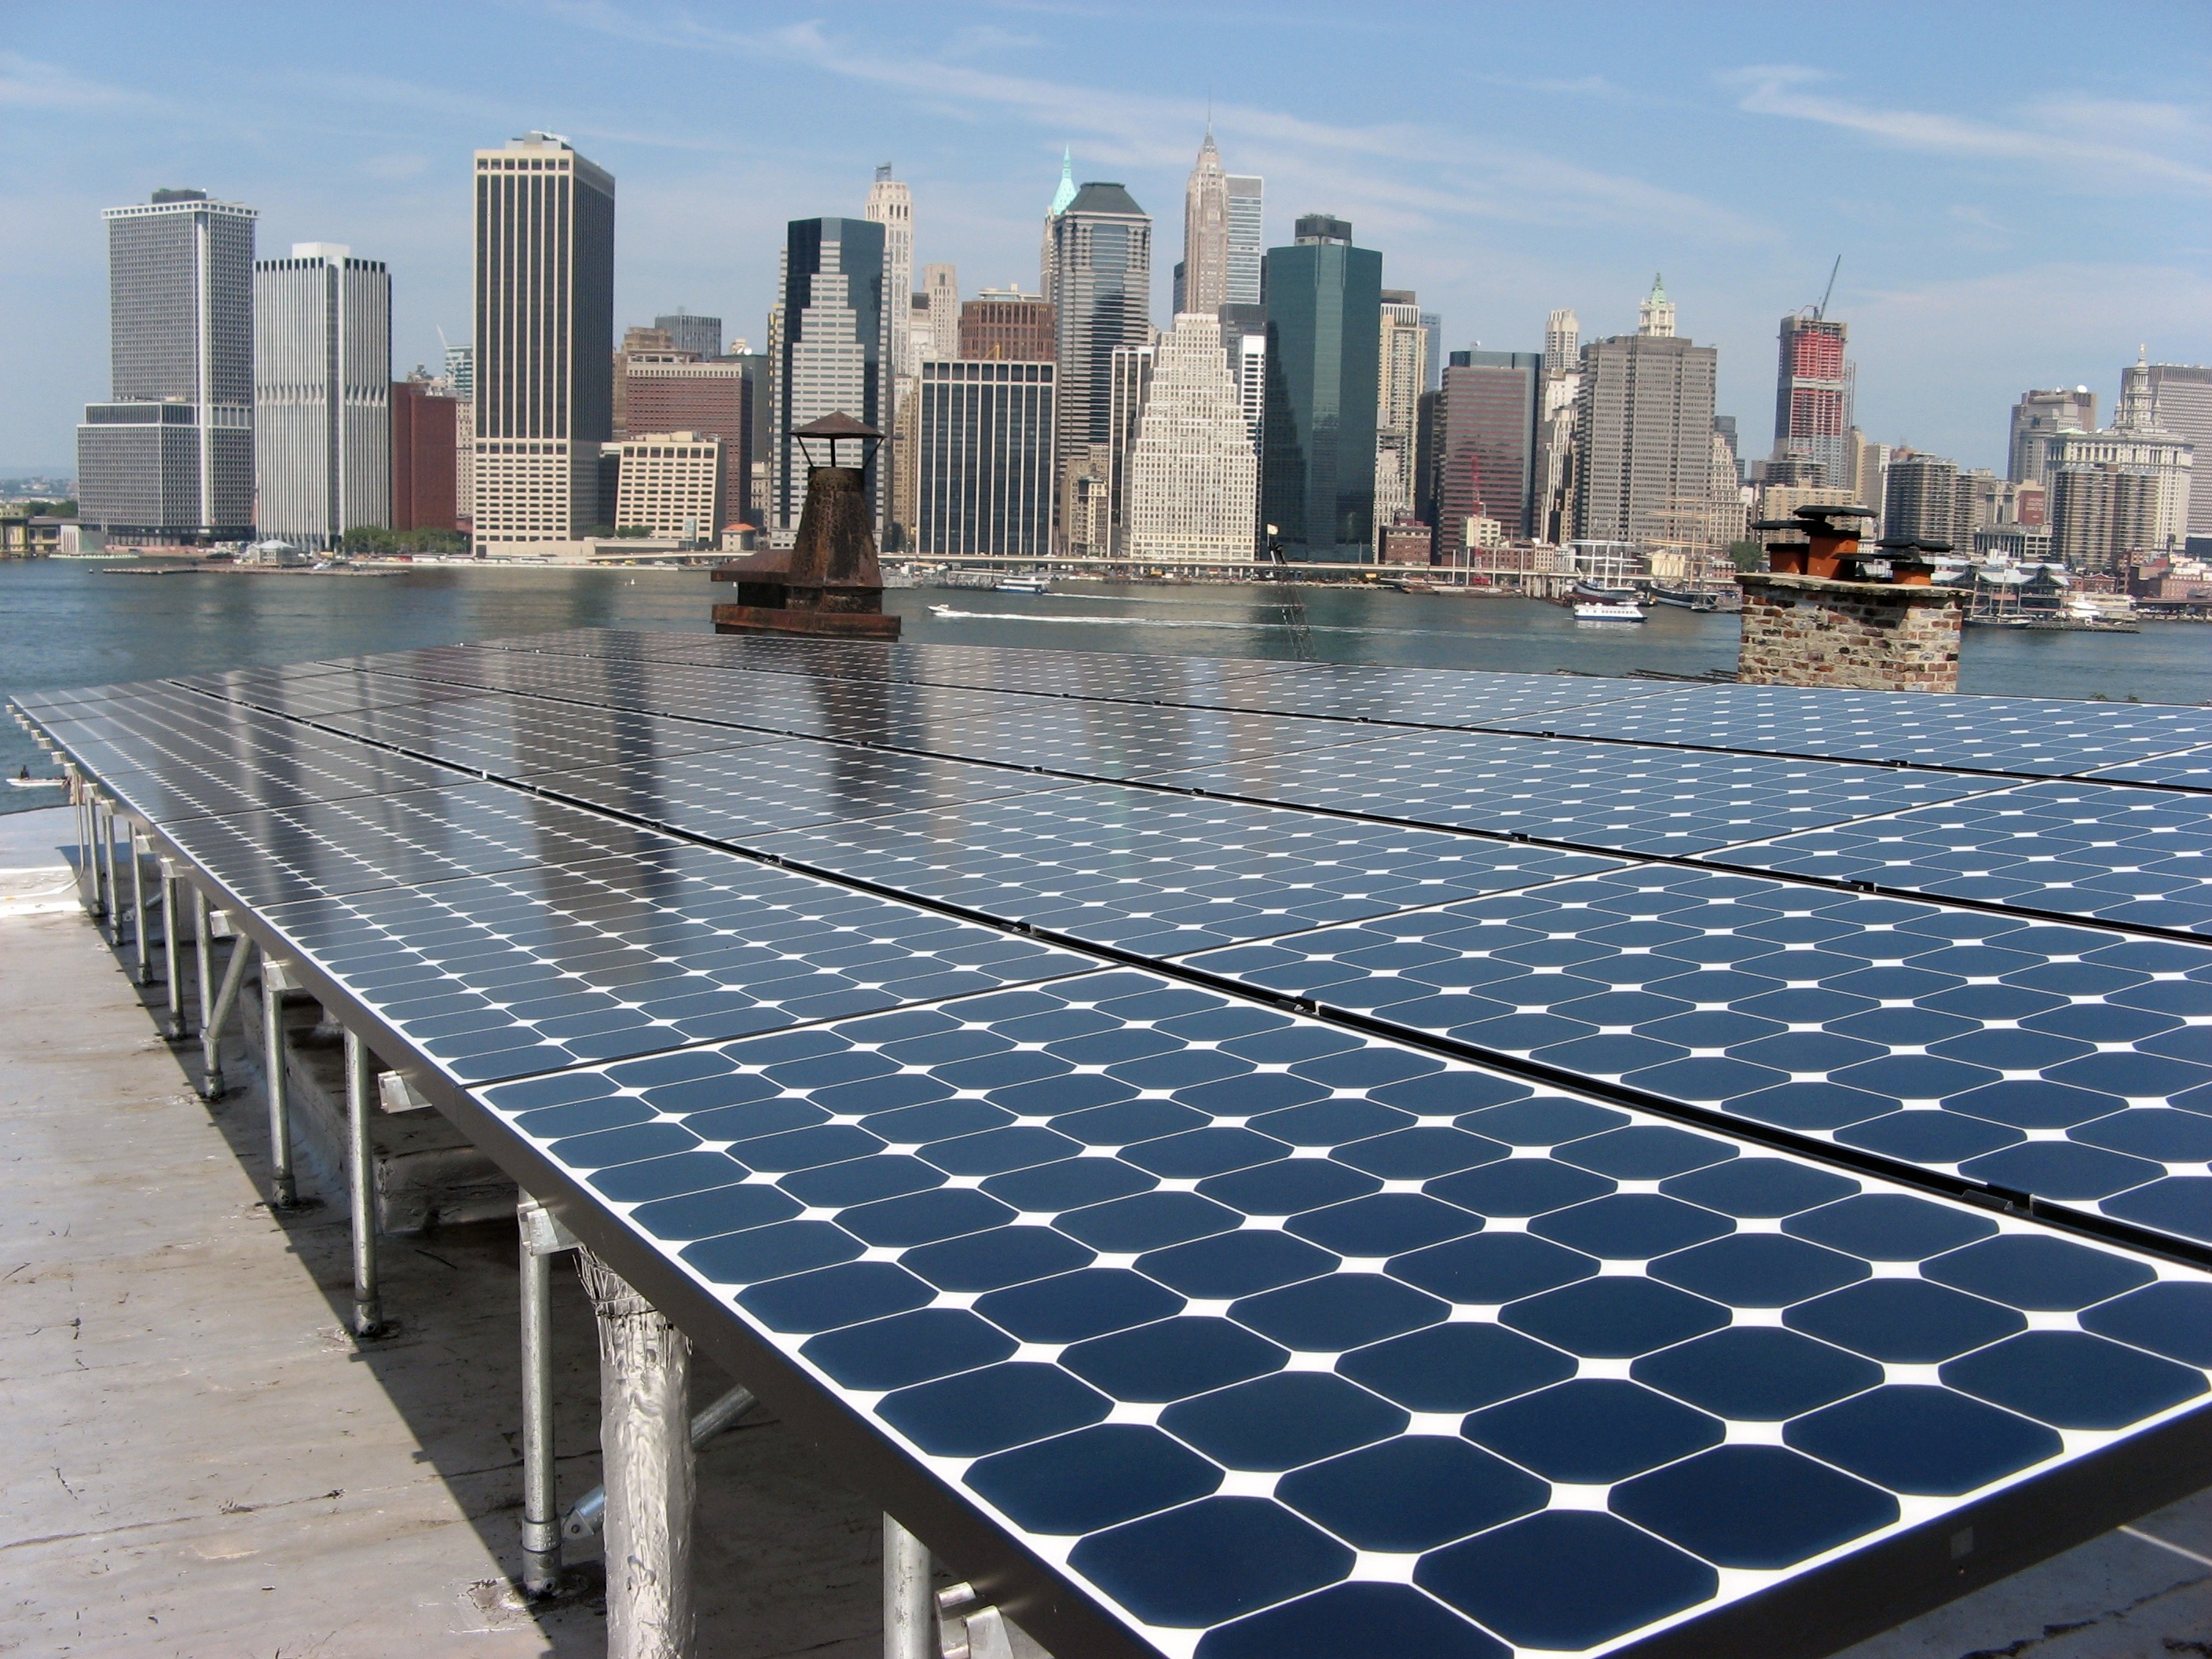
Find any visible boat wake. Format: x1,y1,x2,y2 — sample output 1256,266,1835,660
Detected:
924,605,1494,640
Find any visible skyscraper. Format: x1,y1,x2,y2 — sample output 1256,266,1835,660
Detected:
2047,360,2195,551
77,188,257,544
2008,387,2096,488
1262,214,1382,561
471,133,616,551
391,375,459,534
1573,287,1719,551
1039,148,1079,303
1127,313,1258,564
253,243,391,549
1437,350,1543,549
625,357,753,523
2129,361,2212,535
654,309,723,360
1544,309,1579,376
1884,452,1961,546
915,359,1055,560
444,342,474,401
1181,128,1231,318
1773,312,1854,484
1107,342,1155,555
1375,291,1427,532
921,264,961,366
775,216,888,534
863,164,914,390
1225,174,1264,308
1048,181,1152,496
958,291,1055,362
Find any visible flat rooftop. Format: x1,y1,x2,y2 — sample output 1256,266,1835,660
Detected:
13,630,2212,1659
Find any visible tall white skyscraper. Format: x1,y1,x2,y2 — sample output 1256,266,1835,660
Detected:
1181,128,1231,317
1545,309,1580,375
775,217,889,535
1225,174,1264,307
864,163,914,388
1637,275,1675,340
77,189,257,542
471,133,615,550
1127,313,1257,563
1375,291,1426,533
254,243,391,550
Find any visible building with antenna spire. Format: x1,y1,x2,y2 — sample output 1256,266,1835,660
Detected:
1038,148,1078,304
1180,127,1230,318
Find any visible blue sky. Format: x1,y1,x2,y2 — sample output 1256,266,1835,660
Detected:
2,1,2207,475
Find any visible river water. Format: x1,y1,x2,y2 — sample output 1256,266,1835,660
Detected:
4,559,2205,813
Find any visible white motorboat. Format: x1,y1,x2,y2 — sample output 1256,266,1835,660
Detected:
1573,600,1646,622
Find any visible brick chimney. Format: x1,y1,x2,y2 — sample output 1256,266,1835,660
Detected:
1737,507,1968,690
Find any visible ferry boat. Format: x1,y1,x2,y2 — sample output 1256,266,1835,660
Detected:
1573,599,1646,622
995,576,1049,595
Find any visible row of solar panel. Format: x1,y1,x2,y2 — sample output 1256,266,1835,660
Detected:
467,627,2212,783
16,659,2212,1659
26,656,2212,1265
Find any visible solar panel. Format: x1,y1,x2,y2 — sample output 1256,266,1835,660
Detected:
2094,747,2212,790
258,846,1091,1084
1145,729,1994,855
1182,866,2212,1251
743,783,1621,957
1491,684,2212,777
474,969,2212,1659
1712,780,2212,936
312,694,771,781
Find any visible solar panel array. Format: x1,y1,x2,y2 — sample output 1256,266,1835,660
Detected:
16,626,2212,1659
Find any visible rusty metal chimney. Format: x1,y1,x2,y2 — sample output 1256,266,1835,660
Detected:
712,413,901,640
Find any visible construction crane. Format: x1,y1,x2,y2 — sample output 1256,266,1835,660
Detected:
1812,255,1842,320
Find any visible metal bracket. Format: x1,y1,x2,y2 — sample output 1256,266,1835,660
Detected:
207,909,238,940
375,1071,435,1115
262,957,306,993
938,1585,1053,1659
518,1197,579,1258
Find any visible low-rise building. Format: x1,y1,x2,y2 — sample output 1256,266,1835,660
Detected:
602,432,723,542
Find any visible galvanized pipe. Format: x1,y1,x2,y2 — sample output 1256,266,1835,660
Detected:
128,827,151,984
75,782,98,914
201,936,254,1099
160,869,185,1039
191,886,213,1043
885,1514,935,1659
520,1230,562,1596
261,973,296,1207
562,1383,757,1542
344,1030,384,1338
577,1247,694,1659
97,803,118,934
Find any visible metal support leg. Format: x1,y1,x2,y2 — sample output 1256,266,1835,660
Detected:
201,935,254,1099
191,886,213,1042
886,1514,935,1659
161,866,186,1039
564,1382,756,1543
345,1030,385,1338
519,1203,566,1598
98,804,118,933
578,1246,694,1659
261,961,297,1207
129,828,151,984
75,782,97,914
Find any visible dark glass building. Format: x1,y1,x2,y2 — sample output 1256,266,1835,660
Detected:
1437,350,1543,548
1262,214,1381,561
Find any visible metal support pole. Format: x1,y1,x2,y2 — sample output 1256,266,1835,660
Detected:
578,1246,694,1659
74,781,97,914
261,958,298,1207
160,865,185,1039
564,1383,756,1543
128,826,151,984
201,935,254,1099
518,1199,568,1598
345,1030,384,1338
191,885,213,1043
886,1514,935,1659
97,803,118,933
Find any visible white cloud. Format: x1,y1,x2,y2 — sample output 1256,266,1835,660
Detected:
0,51,142,112
1723,65,2212,195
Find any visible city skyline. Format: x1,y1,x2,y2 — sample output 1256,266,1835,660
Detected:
2,3,2207,477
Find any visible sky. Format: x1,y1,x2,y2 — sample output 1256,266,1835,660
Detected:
2,0,2208,477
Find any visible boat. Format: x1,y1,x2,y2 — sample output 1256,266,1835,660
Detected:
995,576,1049,595
8,775,65,789
1649,586,1719,612
1573,600,1646,622
1569,580,1639,603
